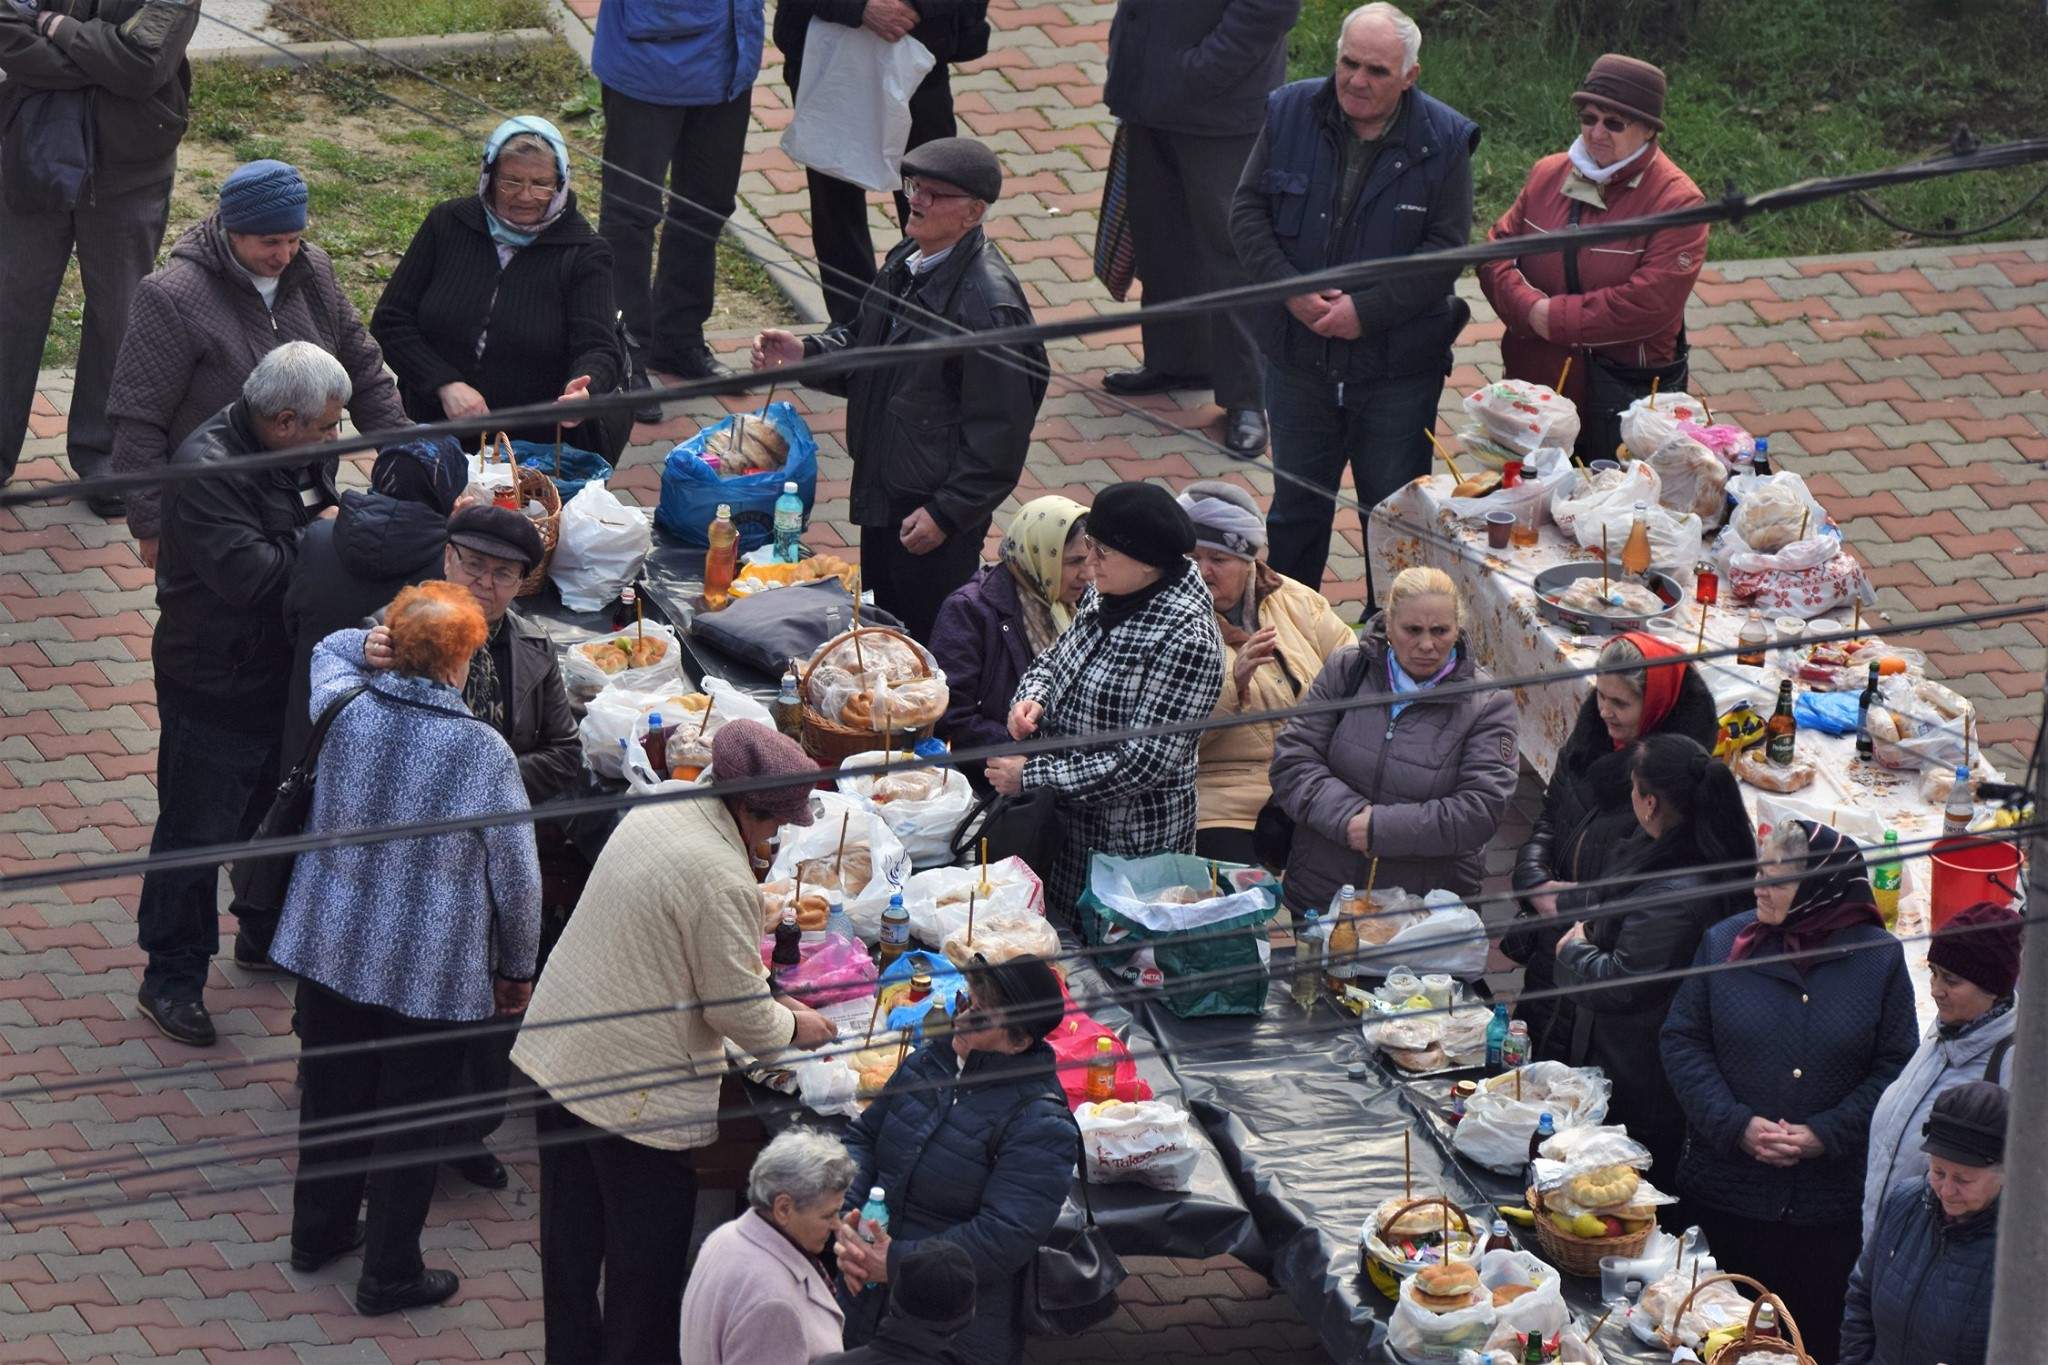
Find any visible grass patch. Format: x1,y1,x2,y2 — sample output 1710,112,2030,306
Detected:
1292,0,2048,259
39,44,795,368
267,0,552,42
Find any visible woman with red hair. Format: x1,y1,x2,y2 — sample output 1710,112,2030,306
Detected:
1500,631,1719,1051
270,581,541,1318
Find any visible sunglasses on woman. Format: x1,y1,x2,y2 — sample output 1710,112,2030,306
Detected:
1578,109,1633,134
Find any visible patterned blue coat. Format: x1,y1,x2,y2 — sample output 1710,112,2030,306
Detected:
271,629,541,1021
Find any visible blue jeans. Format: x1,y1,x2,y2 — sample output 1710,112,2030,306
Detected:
1262,361,1445,604
135,700,281,1000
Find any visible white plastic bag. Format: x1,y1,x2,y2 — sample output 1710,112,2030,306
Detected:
1351,891,1491,980
1453,1062,1611,1173
1462,379,1581,457
1075,1100,1199,1191
1388,1270,1497,1362
1718,471,1832,564
1441,447,1575,524
1618,392,1712,459
578,684,700,777
1476,1249,1568,1341
560,622,684,702
1549,460,1660,538
836,751,976,868
768,791,913,941
779,19,937,192
1571,500,1703,575
549,481,652,612
1646,436,1728,525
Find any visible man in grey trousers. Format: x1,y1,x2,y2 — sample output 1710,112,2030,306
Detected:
0,0,198,513
1101,0,1300,457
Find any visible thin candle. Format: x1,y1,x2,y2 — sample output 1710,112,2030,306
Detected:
1555,355,1571,393
1422,427,1464,484
833,811,850,880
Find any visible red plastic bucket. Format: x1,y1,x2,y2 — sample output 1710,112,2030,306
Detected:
1929,836,2024,930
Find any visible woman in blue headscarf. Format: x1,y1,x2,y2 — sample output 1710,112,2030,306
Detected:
371,117,626,454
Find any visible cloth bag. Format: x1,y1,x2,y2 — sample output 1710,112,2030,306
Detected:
780,19,937,192
549,481,652,612
1093,122,1137,301
690,577,900,677
657,403,820,551
505,437,614,503
1076,854,1279,1018
227,685,368,927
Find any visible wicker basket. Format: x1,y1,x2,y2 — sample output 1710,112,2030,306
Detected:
1524,1184,1655,1277
480,432,562,597
1675,1273,1816,1365
798,625,939,764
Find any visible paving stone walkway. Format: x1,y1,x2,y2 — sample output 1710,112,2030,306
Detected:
0,0,2041,1359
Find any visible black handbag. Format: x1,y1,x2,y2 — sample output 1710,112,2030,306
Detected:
1020,1132,1126,1336
228,684,369,919
950,787,1067,878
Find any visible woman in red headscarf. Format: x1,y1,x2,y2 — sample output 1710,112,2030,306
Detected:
1501,632,1718,1053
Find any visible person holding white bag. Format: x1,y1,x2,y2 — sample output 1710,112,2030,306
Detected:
774,0,990,327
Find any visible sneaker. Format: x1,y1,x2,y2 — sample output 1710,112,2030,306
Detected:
356,1268,460,1317
137,988,216,1047
290,1222,366,1273
232,931,281,973
448,1152,507,1190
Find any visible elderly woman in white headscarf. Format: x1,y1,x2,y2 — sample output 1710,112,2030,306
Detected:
371,116,625,454
1180,481,1355,865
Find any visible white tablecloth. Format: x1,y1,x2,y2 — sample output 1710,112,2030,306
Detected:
1368,474,2012,1018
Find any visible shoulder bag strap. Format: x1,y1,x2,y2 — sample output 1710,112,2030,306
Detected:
985,1094,1094,1226
294,683,370,777
1986,1035,2014,1083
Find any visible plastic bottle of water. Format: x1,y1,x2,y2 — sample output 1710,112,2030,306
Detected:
773,480,803,563
824,897,852,944
858,1186,889,1242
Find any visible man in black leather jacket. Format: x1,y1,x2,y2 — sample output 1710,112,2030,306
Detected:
750,137,1046,642
138,342,350,1048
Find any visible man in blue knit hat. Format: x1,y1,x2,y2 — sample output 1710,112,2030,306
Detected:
0,0,200,512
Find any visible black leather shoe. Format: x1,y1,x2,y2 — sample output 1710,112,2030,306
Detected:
449,1152,508,1190
625,355,664,425
661,343,732,382
1222,407,1269,458
356,1268,459,1317
137,988,215,1047
1102,366,1209,396
290,1222,366,1273
87,493,125,519
232,931,281,973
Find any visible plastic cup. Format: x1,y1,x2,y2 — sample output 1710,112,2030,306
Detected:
1421,973,1453,1008
1599,1255,1644,1304
1485,510,1516,550
1589,459,1621,474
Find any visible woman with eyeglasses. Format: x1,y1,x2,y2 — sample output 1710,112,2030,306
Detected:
983,482,1225,919
833,954,1075,1365
1475,54,1708,462
371,117,626,457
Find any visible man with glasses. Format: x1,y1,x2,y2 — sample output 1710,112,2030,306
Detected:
750,137,1047,641
1229,1,1477,606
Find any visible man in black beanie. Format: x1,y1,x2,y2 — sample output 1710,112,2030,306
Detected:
816,1240,978,1364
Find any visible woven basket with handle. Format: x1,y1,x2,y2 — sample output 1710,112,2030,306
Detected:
798,625,938,764
1524,1184,1655,1276
480,431,562,596
1672,1273,1816,1365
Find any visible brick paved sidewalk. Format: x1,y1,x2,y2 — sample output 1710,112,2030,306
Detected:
0,0,2041,1358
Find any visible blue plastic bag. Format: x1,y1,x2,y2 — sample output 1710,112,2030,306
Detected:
656,403,819,552
505,439,614,504
879,949,966,1043
1794,690,1861,736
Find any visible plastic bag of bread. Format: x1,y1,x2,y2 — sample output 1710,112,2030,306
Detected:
1920,761,1990,808
560,623,684,700
1363,1194,1480,1277
1475,1249,1568,1344
1571,499,1704,575
1631,1267,1751,1349
698,412,789,475
1365,1013,1445,1072
866,675,949,732
1076,1100,1199,1191
1734,745,1817,793
767,792,912,939
810,630,930,687
1442,446,1575,523
1647,435,1728,525
761,879,833,933
837,752,975,868
1869,675,1976,772
1462,379,1581,456
1477,1318,1607,1364
1386,1262,1496,1363
1550,459,1659,538
903,858,1046,944
1721,472,1831,558
1328,888,1490,981
940,906,1059,968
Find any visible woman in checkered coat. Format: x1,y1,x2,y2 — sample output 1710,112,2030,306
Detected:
985,483,1225,916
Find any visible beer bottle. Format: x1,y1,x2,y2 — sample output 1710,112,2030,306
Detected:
1765,680,1797,767
1855,661,1882,763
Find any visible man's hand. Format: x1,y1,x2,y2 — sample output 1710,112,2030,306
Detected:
1285,291,1333,329
861,0,919,41
364,624,396,671
493,977,533,1016
438,381,490,420
1308,292,1362,340
751,329,805,371
1527,880,1574,919
1008,699,1043,741
898,507,946,555
318,504,341,521
1345,805,1372,854
790,1004,838,1050
985,754,1025,796
136,536,159,569
1232,627,1280,698
1557,920,1587,950
1529,298,1554,342
557,374,592,403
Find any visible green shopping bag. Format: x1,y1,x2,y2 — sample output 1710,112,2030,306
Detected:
1075,852,1279,1018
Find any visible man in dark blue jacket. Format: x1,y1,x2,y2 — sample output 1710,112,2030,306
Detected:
593,0,763,391
1102,0,1299,456
1229,1,1476,603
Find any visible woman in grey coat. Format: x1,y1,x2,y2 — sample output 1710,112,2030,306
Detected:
1862,899,2020,1233
1267,565,1519,914
271,582,539,1319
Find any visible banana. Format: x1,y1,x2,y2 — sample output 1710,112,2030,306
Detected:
1498,1205,1536,1226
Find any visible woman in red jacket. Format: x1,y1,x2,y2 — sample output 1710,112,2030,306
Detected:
1476,54,1707,463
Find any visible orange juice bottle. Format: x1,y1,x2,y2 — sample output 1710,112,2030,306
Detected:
1620,501,1653,577
704,503,739,609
